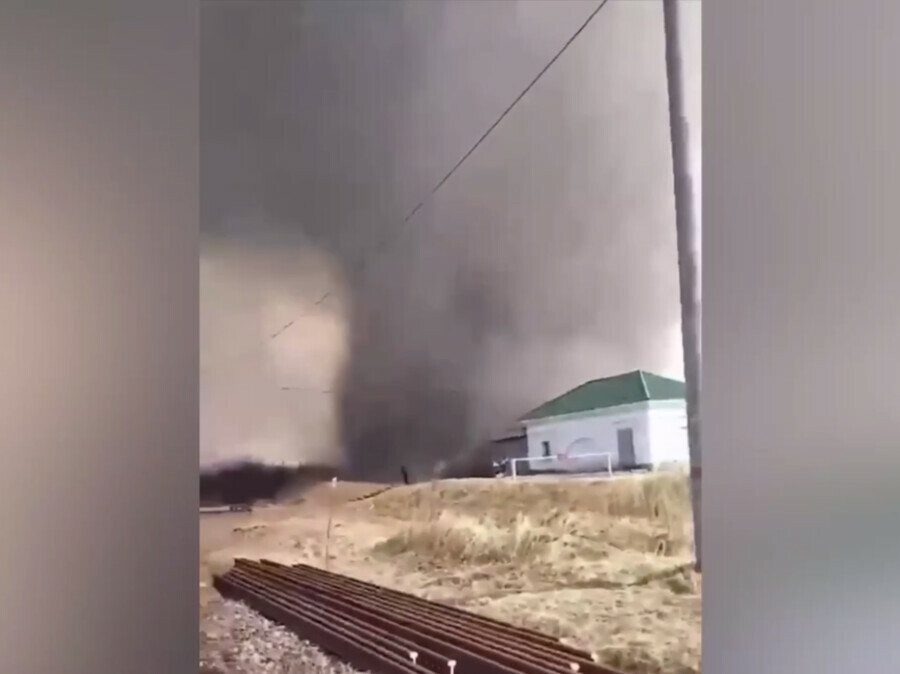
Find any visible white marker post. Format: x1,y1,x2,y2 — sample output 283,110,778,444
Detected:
324,476,338,570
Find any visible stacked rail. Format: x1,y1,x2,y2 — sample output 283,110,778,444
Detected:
213,558,629,674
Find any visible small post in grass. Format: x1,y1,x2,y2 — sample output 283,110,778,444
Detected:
324,476,338,570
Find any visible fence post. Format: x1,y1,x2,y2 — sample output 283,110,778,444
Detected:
324,476,337,570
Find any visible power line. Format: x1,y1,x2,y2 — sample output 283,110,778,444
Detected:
200,291,330,376
337,0,610,275
418,0,610,205
202,0,609,377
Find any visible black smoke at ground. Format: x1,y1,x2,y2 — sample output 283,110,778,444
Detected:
199,461,340,505
201,1,698,480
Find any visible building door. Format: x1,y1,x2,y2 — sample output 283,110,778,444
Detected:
617,428,636,468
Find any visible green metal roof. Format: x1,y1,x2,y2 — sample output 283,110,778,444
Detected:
520,370,685,421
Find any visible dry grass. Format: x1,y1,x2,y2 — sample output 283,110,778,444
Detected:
201,470,700,674
360,471,700,672
367,470,690,524
373,508,692,569
374,511,550,564
366,470,692,561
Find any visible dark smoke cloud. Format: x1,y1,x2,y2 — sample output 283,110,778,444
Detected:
200,0,700,479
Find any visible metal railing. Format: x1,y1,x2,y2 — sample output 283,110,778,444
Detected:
508,452,613,480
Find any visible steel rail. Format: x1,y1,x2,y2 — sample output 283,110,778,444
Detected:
232,562,581,674
290,559,576,650
285,560,578,654
240,560,611,674
276,561,600,666
224,570,484,674
228,566,544,674
215,558,631,674
214,572,426,674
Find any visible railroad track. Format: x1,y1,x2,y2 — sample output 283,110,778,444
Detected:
214,558,630,674
347,485,394,502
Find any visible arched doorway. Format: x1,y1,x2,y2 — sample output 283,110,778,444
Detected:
563,437,604,473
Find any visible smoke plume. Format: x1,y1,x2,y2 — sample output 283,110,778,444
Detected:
200,0,701,479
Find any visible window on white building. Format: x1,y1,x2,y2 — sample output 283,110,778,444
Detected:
542,441,551,457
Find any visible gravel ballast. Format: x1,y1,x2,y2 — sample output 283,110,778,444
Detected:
200,599,366,674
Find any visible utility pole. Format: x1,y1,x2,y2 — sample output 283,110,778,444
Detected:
662,0,702,572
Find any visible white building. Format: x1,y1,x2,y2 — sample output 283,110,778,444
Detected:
520,370,688,473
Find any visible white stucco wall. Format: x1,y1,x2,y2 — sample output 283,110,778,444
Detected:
523,404,652,472
522,400,689,472
646,402,689,466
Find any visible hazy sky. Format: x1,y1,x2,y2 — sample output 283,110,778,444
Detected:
200,0,701,475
